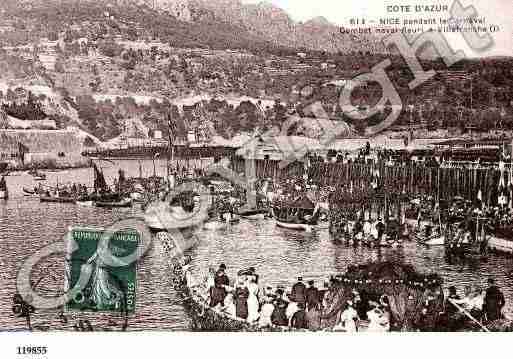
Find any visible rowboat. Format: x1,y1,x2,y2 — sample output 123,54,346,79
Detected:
487,235,513,255
95,198,132,208
23,187,36,195
40,195,76,204
28,170,47,181
76,200,94,207
237,209,267,220
271,197,320,233
487,226,513,254
416,234,445,246
275,220,313,232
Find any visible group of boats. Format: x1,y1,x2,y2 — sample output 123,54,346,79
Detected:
20,164,139,209
23,186,135,208
406,199,513,256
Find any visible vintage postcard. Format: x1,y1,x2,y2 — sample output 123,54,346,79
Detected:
0,0,512,357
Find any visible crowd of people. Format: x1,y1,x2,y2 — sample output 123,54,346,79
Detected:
443,278,506,330
184,263,392,332
181,262,508,332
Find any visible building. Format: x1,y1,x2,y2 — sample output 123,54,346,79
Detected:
236,136,408,161
0,129,91,168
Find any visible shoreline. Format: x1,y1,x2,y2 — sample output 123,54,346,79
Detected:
4,163,91,174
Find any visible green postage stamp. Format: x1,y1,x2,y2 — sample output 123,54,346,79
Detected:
65,227,140,314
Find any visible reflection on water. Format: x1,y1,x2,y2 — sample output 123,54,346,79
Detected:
1,161,513,331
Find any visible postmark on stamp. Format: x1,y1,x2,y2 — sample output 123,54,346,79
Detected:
65,227,140,314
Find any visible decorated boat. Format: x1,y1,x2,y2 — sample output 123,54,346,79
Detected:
171,261,466,332
272,196,320,232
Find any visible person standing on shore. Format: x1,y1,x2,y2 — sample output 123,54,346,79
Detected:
291,277,306,306
483,278,505,322
305,280,319,312
210,264,229,307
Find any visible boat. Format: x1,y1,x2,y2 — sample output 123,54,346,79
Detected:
28,169,47,181
416,234,446,246
23,187,36,195
488,236,513,255
487,225,513,254
173,261,450,332
144,191,209,233
276,220,313,232
414,220,446,246
23,186,46,197
40,195,76,204
76,200,94,207
237,208,268,220
272,196,320,232
95,198,132,208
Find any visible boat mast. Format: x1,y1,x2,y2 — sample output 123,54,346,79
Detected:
167,112,175,189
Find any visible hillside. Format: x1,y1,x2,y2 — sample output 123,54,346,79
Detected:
0,0,512,145
1,0,385,55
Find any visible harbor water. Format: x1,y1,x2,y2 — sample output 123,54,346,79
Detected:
1,160,513,331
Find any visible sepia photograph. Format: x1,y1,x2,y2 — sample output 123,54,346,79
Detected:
0,0,512,356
